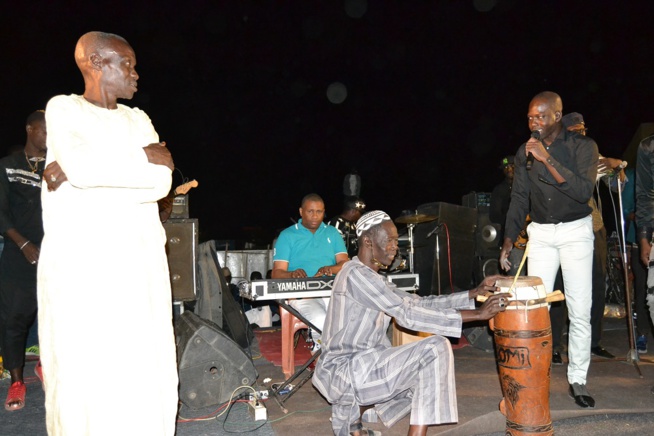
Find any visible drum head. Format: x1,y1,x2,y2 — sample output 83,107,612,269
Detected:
495,276,547,309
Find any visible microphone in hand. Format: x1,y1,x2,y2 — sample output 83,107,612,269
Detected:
526,130,540,170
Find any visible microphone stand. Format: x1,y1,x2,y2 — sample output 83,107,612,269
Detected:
427,224,444,295
614,172,654,375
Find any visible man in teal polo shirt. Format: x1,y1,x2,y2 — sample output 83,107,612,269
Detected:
273,193,349,352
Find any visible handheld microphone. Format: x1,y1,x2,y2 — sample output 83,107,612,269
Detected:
526,130,540,170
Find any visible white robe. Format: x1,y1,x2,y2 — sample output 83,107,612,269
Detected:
38,94,178,436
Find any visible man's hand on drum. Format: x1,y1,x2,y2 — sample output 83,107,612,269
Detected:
478,294,510,320
468,274,503,299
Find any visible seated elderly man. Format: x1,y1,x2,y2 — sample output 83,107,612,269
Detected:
313,211,508,436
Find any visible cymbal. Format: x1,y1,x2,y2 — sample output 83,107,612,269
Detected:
394,213,438,224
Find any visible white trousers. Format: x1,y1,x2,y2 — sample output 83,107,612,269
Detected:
645,246,654,325
289,297,329,344
527,215,594,385
245,306,272,328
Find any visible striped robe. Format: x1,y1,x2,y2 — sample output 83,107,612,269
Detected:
313,257,474,435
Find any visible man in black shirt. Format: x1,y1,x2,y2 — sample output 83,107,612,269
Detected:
328,196,366,258
562,112,625,360
500,91,598,409
490,155,514,246
0,111,46,411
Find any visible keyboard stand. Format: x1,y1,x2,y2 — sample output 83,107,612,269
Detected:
270,300,321,413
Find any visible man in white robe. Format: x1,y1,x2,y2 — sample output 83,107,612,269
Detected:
38,31,178,435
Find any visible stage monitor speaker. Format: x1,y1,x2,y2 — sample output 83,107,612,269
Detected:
218,262,255,352
413,202,476,295
163,219,198,301
176,311,258,409
463,324,494,352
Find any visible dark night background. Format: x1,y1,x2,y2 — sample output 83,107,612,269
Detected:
2,1,653,245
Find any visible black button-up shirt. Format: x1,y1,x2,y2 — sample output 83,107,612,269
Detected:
635,135,654,241
504,128,598,241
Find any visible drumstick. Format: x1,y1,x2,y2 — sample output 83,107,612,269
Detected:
545,290,565,303
476,290,564,303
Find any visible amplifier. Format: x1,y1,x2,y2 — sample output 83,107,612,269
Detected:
163,218,198,301
462,191,492,211
385,273,420,293
171,195,190,219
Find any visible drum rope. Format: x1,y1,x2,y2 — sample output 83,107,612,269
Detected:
509,241,531,323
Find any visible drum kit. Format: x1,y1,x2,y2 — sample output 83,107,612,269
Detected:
392,211,438,274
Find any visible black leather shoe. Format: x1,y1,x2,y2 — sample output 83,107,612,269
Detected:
552,351,563,365
569,383,595,408
591,346,615,359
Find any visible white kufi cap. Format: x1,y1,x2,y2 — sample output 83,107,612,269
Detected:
356,210,391,237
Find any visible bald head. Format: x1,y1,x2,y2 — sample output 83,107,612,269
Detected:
75,31,131,80
527,91,563,143
73,31,139,108
530,91,563,113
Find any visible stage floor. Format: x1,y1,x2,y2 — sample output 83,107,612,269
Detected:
2,317,654,435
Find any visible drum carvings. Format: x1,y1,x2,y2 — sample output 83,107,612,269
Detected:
492,276,554,436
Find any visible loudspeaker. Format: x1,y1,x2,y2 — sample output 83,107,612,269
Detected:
413,202,476,295
163,219,198,301
463,324,495,352
176,311,258,409
476,214,501,257
462,192,502,257
212,248,255,351
474,256,501,284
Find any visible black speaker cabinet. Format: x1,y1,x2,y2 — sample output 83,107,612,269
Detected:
163,219,198,301
463,324,495,352
176,311,258,409
413,202,476,295
462,192,501,258
476,213,501,258
474,256,501,284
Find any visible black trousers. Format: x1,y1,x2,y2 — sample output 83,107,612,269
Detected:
631,244,652,336
0,246,37,371
590,227,608,347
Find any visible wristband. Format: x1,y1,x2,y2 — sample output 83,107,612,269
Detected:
19,241,30,250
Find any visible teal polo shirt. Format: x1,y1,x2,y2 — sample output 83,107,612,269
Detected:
273,219,347,276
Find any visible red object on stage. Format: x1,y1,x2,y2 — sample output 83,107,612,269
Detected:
254,328,312,370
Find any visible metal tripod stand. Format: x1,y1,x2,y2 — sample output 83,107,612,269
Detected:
613,173,654,376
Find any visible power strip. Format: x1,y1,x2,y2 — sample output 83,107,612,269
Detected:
248,398,267,421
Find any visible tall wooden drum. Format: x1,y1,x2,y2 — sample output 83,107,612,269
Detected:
492,276,553,436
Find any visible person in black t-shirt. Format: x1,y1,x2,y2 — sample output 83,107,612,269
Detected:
328,196,366,258
0,110,46,411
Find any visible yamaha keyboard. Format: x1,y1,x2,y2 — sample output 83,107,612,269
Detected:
239,277,334,300
238,273,419,301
